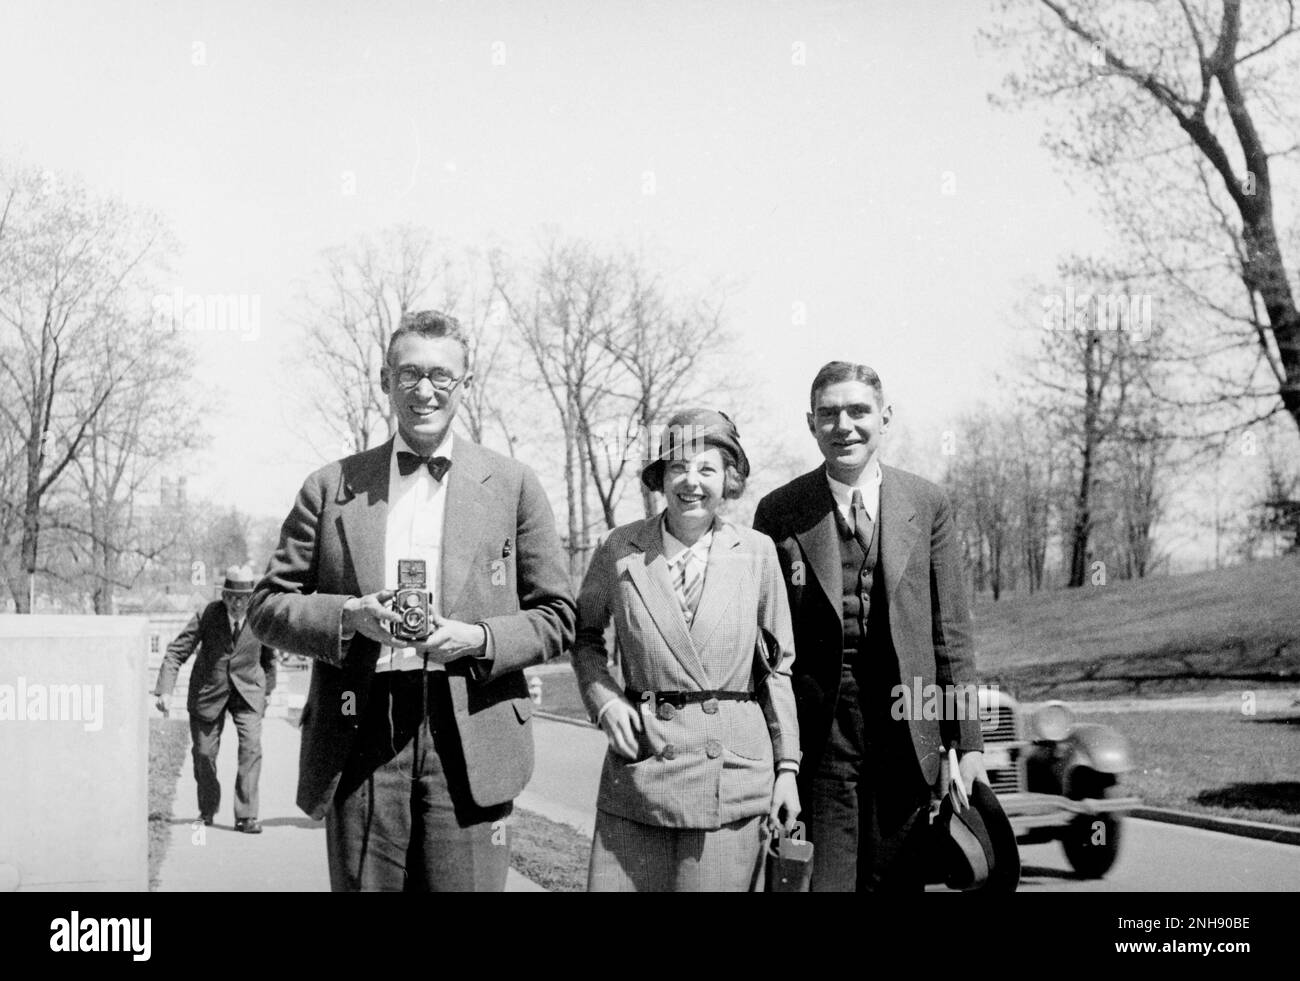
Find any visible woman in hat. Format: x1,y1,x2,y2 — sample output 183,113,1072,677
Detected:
572,408,801,891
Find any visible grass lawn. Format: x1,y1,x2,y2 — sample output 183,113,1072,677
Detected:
147,717,190,890
1102,708,1300,828
971,555,1300,700
510,808,590,892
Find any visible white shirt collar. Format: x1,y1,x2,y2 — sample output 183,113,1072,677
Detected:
661,513,715,565
826,456,882,522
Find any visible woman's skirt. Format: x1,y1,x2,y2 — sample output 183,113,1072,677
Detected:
587,808,766,892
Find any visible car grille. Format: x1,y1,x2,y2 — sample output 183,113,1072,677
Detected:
981,704,1016,744
981,704,1024,794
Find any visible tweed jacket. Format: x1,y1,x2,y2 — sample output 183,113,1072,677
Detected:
154,600,277,722
247,437,575,819
573,513,799,830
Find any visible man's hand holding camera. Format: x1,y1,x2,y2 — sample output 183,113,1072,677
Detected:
341,563,489,664
341,590,402,646
409,613,488,663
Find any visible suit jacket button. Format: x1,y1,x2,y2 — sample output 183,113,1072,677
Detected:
660,743,676,760
702,697,719,715
656,701,676,721
705,740,722,759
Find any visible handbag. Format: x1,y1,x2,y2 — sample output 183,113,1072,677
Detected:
751,626,780,689
765,821,815,892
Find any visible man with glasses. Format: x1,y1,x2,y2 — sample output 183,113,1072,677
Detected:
249,310,575,891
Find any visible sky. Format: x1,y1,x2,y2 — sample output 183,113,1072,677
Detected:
3,0,1275,569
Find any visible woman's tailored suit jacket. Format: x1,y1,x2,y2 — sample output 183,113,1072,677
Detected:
573,515,800,830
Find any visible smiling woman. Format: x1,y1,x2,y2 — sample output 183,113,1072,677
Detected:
570,407,803,892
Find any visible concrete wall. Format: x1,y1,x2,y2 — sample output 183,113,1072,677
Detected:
0,615,150,891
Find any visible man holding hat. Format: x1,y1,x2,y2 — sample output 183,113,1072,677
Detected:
754,362,995,891
154,563,277,833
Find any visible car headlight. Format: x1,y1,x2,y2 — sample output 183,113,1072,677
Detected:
1031,701,1075,741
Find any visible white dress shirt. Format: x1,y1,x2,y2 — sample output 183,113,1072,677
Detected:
825,456,882,530
375,430,454,672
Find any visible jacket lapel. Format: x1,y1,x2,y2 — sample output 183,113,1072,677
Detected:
791,468,843,622
688,520,742,653
879,465,921,605
440,440,492,617
337,440,393,596
623,515,711,690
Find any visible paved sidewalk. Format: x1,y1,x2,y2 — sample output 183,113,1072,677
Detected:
155,711,543,891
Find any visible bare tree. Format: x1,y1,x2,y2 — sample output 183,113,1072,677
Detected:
295,225,448,457
946,407,1021,600
1028,258,1169,587
989,0,1300,438
0,164,171,611
295,228,514,459
1012,406,1059,592
1108,407,1173,579
1239,445,1300,556
58,330,203,612
454,249,516,452
494,234,622,576
599,254,732,519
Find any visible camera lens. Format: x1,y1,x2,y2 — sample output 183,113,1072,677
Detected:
402,609,423,629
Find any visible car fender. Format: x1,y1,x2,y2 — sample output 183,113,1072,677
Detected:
1064,723,1134,780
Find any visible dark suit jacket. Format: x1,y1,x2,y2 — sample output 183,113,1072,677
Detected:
154,601,277,722
247,437,576,820
752,464,983,789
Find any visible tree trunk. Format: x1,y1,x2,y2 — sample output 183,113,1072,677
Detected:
563,417,580,580
1068,331,1102,588
1067,453,1093,588
991,533,1002,602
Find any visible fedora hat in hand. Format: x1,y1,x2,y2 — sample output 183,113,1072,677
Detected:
931,780,1020,892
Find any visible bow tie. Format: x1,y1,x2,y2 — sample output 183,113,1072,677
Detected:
397,452,452,481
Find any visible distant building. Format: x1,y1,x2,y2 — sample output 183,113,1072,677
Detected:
117,584,213,667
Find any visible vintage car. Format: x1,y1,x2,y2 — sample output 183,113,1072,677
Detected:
979,688,1139,878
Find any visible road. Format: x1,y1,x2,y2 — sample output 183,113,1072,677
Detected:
523,717,1300,892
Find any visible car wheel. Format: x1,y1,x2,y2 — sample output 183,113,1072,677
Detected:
1062,783,1122,878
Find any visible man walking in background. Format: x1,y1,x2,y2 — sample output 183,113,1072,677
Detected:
154,564,277,834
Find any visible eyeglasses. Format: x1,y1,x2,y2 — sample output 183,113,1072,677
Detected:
392,366,467,393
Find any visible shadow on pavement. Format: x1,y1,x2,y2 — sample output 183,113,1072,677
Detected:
1195,781,1300,815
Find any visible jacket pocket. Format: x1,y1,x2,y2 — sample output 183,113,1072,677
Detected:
724,703,774,762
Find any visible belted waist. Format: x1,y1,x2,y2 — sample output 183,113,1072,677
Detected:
625,688,755,709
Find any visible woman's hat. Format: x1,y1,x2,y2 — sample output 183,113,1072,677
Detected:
640,408,751,492
220,564,257,594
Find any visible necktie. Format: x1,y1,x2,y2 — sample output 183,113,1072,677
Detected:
232,619,242,643
850,488,873,551
678,549,704,624
397,452,452,481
